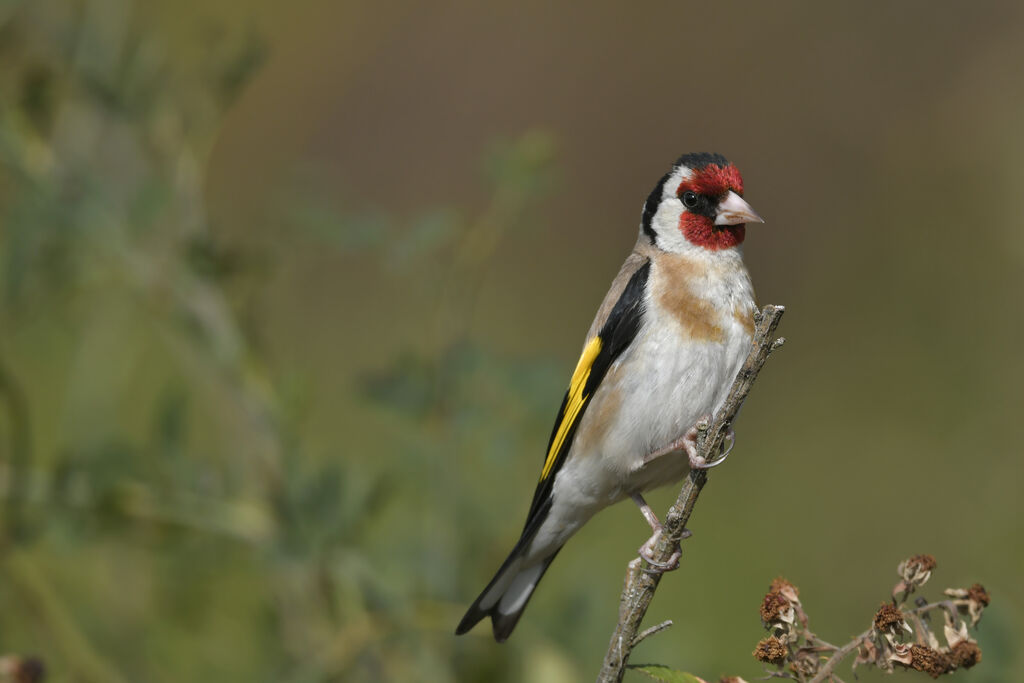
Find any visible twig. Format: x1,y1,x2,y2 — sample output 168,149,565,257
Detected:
631,620,674,648
596,304,786,683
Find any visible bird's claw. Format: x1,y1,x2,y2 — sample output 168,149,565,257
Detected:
638,528,690,574
688,429,735,470
642,417,736,470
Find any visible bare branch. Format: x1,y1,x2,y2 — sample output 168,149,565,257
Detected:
631,620,674,648
596,304,786,683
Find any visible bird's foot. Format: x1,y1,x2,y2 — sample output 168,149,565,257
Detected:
644,414,735,470
687,425,735,470
638,528,690,574
631,493,691,573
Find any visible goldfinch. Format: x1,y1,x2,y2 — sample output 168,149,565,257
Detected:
456,153,764,642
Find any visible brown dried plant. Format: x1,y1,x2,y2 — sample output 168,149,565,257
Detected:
751,555,989,682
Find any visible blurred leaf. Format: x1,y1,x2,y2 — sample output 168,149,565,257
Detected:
522,643,580,683
151,386,188,461
289,199,392,251
384,207,459,270
627,664,706,683
275,456,392,559
216,30,267,104
183,234,244,281
359,351,438,417
484,129,558,199
19,63,57,135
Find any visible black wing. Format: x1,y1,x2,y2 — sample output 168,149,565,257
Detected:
518,259,651,540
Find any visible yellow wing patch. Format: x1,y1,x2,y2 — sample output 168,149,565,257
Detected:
540,336,603,481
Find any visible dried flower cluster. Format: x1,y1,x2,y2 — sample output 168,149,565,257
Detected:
893,553,937,600
753,636,789,665
872,603,907,633
749,555,990,682
751,575,825,679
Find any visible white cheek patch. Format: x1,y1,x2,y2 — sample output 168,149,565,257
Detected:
652,165,706,255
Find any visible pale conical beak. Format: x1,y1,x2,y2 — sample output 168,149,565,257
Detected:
714,190,764,226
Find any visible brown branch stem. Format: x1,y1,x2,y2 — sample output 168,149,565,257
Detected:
595,304,786,683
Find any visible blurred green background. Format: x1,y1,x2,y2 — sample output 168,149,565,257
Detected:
0,1,1022,681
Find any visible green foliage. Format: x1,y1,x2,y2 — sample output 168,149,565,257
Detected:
0,5,562,682
627,664,706,683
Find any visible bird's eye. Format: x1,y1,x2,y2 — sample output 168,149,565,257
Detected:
681,191,699,209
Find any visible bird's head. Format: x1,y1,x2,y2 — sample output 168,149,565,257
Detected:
641,153,763,253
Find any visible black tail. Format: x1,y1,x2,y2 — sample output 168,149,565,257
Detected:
455,546,561,642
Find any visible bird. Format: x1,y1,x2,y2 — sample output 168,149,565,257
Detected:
455,152,764,642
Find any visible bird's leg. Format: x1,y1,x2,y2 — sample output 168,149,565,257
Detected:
632,492,661,532
642,414,736,470
631,493,689,572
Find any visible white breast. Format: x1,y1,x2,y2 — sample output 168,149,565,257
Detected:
609,297,749,493
552,250,754,514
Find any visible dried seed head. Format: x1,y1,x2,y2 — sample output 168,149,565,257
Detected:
909,554,937,572
760,591,791,624
769,576,800,603
949,641,982,669
897,554,936,588
873,603,906,633
967,583,990,607
909,645,952,679
753,636,788,665
900,554,936,574
948,583,992,626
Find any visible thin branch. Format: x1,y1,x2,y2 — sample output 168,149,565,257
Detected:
596,304,786,683
631,620,674,648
